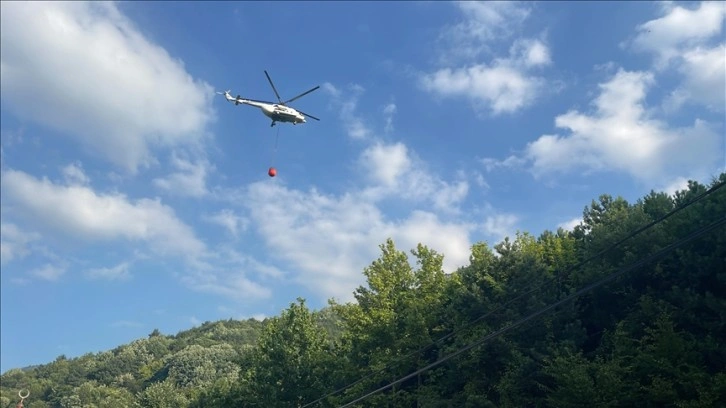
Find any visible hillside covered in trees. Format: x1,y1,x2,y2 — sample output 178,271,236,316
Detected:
1,174,724,407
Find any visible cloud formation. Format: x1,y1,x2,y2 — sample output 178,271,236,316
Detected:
421,2,554,116
0,1,215,173
202,209,249,238
438,1,533,62
31,263,67,281
1,166,274,300
243,181,475,300
628,1,726,112
665,44,726,112
476,2,724,188
0,223,40,264
86,262,132,281
323,83,371,140
628,1,726,68
153,152,213,198
1,168,206,257
358,141,470,213
522,69,721,183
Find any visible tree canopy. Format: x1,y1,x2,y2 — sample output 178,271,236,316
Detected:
2,174,724,407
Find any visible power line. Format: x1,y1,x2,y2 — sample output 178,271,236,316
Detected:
338,214,726,407
307,180,724,406
302,179,724,407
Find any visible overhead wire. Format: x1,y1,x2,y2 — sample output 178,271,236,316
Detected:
302,179,725,407
338,213,726,407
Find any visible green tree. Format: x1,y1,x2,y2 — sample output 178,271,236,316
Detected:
332,239,457,406
236,298,333,407
138,380,188,408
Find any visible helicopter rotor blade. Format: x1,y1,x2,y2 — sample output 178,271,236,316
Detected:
264,70,283,104
283,85,320,105
246,98,277,104
230,95,277,105
296,109,320,121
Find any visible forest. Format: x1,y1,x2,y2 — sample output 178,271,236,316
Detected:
1,174,724,407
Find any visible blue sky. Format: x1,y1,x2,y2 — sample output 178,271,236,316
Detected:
1,1,724,373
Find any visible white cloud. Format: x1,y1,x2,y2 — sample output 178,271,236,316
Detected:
181,271,272,301
202,246,285,280
1,166,275,300
178,245,279,301
475,3,724,186
473,172,490,189
359,142,412,188
522,69,722,184
236,253,284,280
202,209,248,238
321,82,341,99
383,103,397,133
628,1,726,68
86,262,131,281
10,277,30,286
480,155,527,172
1,168,206,258
244,182,385,299
661,176,690,197
482,214,519,242
433,181,470,212
422,3,554,116
394,211,474,272
421,64,548,116
666,45,726,112
439,1,532,62
323,82,370,140
243,181,475,300
557,217,581,232
0,127,26,148
0,1,215,173
329,86,470,215
62,162,90,185
0,222,39,264
358,141,470,212
627,2,725,113
153,153,212,198
31,263,66,281
327,85,471,213
510,38,552,68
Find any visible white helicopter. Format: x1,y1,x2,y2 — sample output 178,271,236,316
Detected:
217,70,320,127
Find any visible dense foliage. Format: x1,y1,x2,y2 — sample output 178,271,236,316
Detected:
2,174,724,407
0,319,266,408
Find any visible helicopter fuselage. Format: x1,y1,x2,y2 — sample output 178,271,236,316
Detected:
261,103,306,124
233,97,306,124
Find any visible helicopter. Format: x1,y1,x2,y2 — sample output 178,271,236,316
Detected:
217,70,320,127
